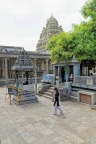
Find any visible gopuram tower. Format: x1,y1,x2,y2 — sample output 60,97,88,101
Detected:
36,15,63,53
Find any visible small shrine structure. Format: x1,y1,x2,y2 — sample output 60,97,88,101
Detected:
8,48,38,104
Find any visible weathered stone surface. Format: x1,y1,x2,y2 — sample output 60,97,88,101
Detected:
0,87,96,143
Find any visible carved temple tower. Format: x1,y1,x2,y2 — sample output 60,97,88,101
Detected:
36,15,63,53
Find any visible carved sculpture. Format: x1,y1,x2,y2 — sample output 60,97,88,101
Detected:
89,67,96,76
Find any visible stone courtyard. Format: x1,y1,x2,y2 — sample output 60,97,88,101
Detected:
0,87,96,144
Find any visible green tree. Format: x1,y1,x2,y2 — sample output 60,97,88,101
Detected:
46,32,75,81
72,21,96,61
47,32,75,63
73,0,96,61
81,0,96,20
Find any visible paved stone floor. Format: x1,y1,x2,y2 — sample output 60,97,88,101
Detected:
0,87,96,144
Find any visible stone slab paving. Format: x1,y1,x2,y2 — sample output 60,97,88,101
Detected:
0,87,96,144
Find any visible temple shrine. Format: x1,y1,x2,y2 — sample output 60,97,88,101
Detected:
36,14,63,53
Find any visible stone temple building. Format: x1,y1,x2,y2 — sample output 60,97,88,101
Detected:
36,15,63,54
0,46,50,79
0,15,63,79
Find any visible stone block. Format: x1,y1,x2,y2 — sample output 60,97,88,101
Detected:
77,91,96,106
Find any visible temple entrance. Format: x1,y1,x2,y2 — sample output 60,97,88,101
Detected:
61,65,73,82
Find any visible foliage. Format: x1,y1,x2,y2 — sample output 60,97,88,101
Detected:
72,20,96,61
81,0,96,20
46,0,96,64
46,32,74,63
73,0,96,61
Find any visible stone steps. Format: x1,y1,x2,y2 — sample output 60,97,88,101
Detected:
44,91,53,96
69,95,78,102
91,105,96,110
42,94,53,100
13,98,38,104
42,86,54,99
49,87,54,90
13,96,38,101
47,89,54,93
42,85,67,100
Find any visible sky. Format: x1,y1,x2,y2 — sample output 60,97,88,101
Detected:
0,0,87,51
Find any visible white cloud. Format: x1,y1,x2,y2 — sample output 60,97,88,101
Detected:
0,0,87,51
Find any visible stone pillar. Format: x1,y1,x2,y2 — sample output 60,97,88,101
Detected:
11,59,15,78
86,67,88,76
0,59,2,78
31,59,33,65
53,66,56,85
37,64,39,71
2,59,4,78
49,62,53,70
46,59,49,74
58,66,61,82
42,61,44,71
73,63,80,83
34,59,37,95
5,58,8,79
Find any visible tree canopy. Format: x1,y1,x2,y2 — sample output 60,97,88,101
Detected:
46,32,74,63
81,0,96,20
46,0,96,63
72,20,96,61
73,0,96,60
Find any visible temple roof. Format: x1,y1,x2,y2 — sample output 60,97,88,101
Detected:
11,48,34,71
0,45,22,52
47,15,58,23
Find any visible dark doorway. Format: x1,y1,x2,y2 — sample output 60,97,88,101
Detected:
61,67,64,82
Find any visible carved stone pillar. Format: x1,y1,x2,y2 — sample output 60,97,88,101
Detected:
2,59,5,78
0,59,2,78
31,59,33,65
58,66,61,82
5,58,8,79
34,59,37,94
42,61,44,71
38,64,39,71
46,59,49,74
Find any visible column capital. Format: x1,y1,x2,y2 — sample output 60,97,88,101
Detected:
4,58,8,60
34,59,37,65
34,58,37,61
46,59,49,61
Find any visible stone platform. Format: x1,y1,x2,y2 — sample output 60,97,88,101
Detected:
0,87,96,144
7,85,38,105
13,90,38,104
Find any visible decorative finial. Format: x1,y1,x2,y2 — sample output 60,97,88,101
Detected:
51,13,53,17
